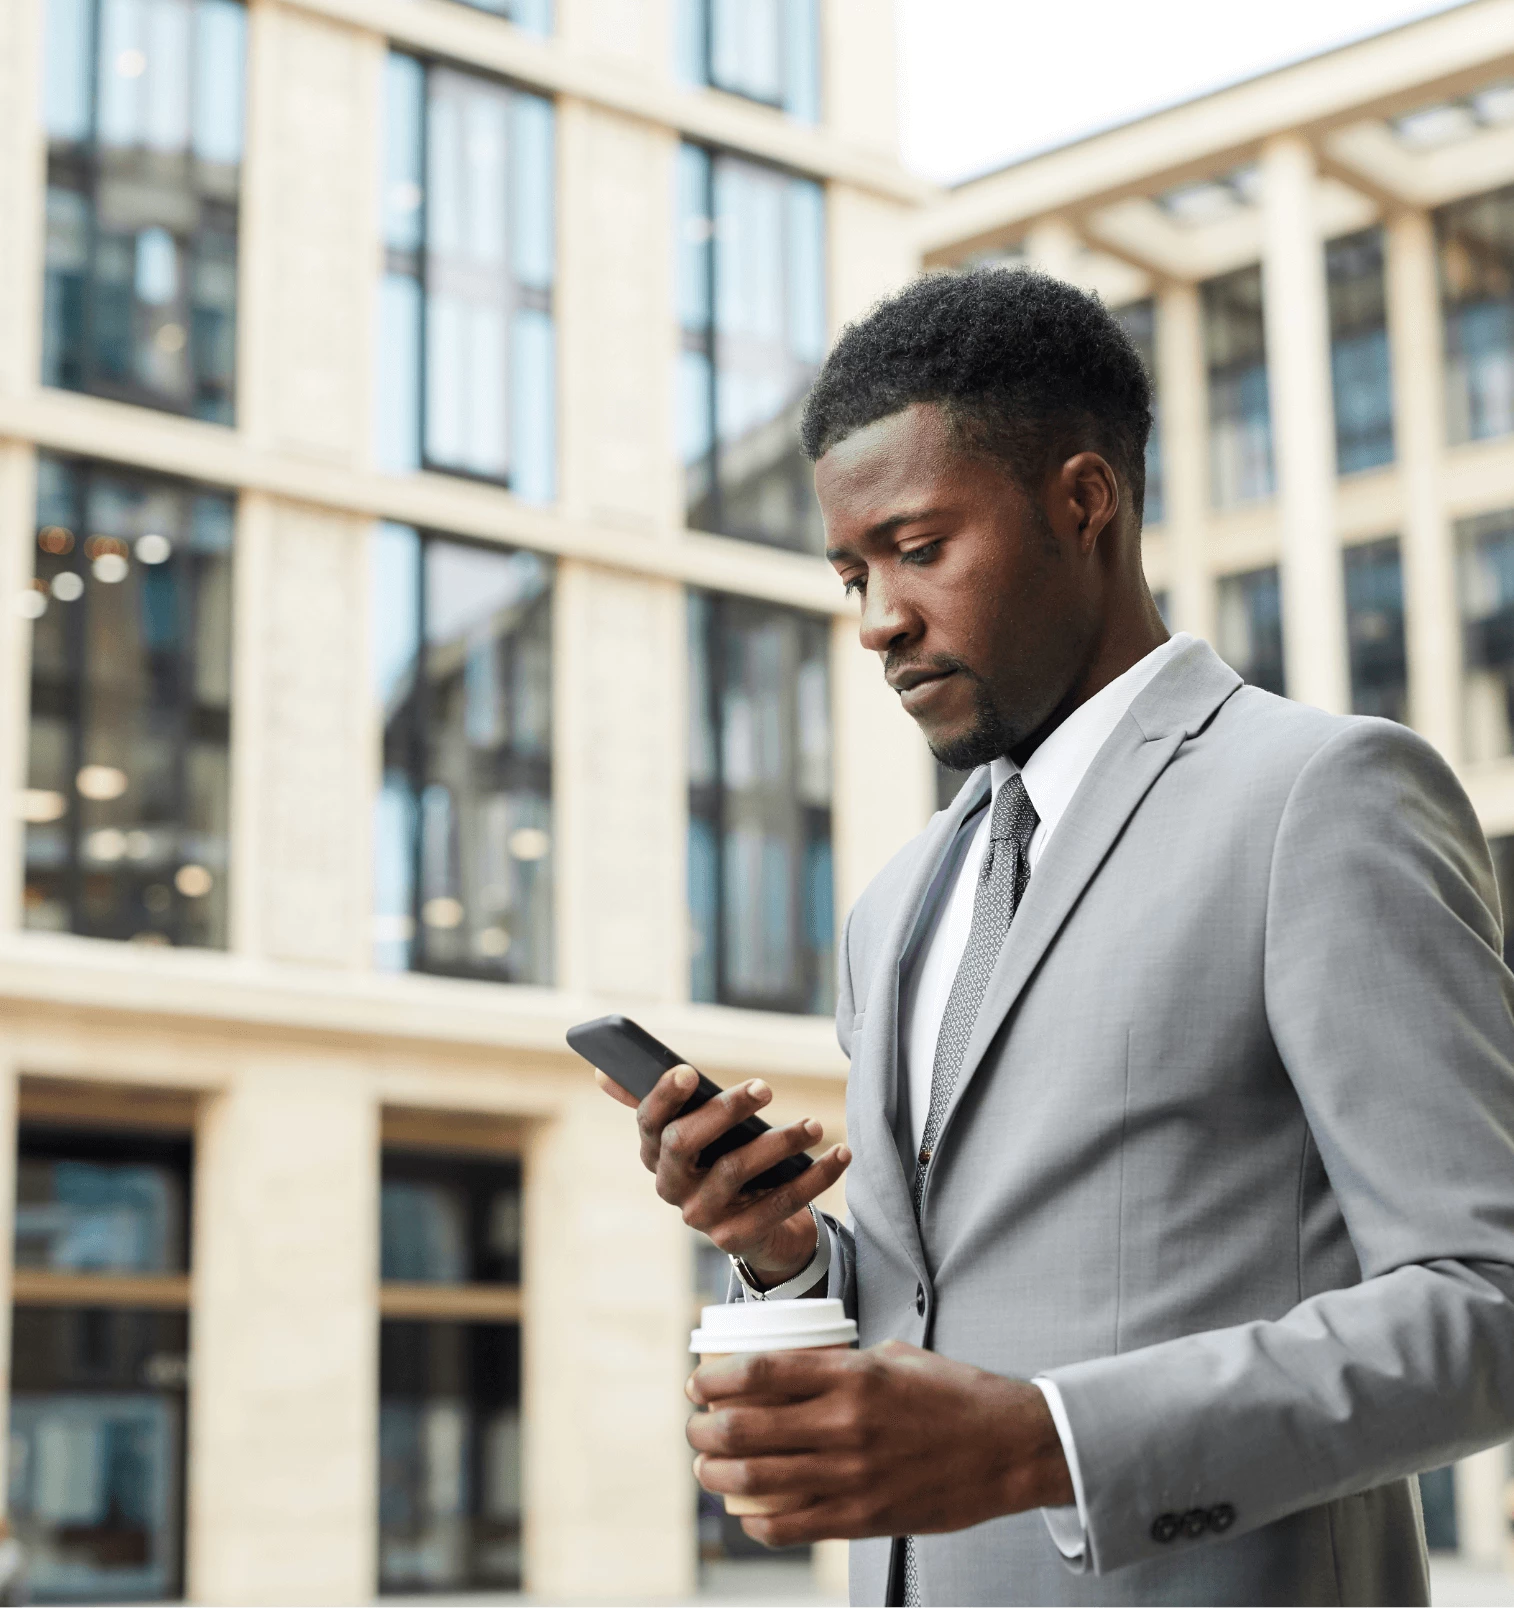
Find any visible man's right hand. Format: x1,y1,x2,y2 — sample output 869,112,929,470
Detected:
594,1065,851,1288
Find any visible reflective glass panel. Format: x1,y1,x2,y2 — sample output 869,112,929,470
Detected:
16,1128,190,1275
1344,537,1407,722
1203,266,1274,508
448,0,552,30
381,1151,522,1285
1216,566,1285,695
688,592,833,1014
379,1321,521,1593
1459,507,1514,760
1327,229,1394,474
377,54,556,501
372,526,553,982
25,455,234,948
675,0,819,121
1439,185,1514,445
679,146,825,553
1114,299,1162,525
9,1307,188,1603
42,0,244,422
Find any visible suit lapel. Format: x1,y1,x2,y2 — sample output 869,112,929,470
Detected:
927,640,1244,1171
850,770,990,1275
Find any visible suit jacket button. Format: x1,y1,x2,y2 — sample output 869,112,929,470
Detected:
1181,1508,1209,1538
915,1283,926,1315
1208,1503,1235,1533
1150,1513,1179,1544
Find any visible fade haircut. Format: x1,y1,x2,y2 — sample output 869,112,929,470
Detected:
799,267,1154,520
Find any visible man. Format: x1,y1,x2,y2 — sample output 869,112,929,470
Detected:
595,269,1514,1604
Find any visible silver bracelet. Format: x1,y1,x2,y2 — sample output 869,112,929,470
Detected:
728,1204,826,1301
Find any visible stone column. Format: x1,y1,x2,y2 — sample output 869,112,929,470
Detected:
0,0,44,402
0,1056,19,1503
187,1061,379,1604
1387,208,1461,762
1260,136,1350,714
1455,1444,1511,1569
1154,281,1214,644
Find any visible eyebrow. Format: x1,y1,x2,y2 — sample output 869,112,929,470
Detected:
825,506,952,563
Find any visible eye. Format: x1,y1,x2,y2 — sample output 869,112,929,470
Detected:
841,574,866,598
900,541,940,567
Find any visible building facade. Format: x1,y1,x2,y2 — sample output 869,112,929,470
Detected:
0,0,931,1600
922,0,1514,1567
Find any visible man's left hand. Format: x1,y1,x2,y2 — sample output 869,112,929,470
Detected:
686,1340,1073,1547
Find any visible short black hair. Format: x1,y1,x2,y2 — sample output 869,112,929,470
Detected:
800,267,1154,519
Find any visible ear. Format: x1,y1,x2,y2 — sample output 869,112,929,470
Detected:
1056,452,1120,554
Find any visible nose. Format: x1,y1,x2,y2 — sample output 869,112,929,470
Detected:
858,572,916,656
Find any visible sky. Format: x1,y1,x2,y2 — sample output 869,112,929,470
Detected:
896,0,1469,184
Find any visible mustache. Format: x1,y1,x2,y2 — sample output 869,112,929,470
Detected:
883,651,978,684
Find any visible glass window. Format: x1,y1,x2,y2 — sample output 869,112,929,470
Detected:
688,591,833,1014
1153,589,1171,627
1418,1467,1459,1552
678,144,826,555
448,0,552,31
676,0,820,123
381,1151,521,1286
1327,229,1394,474
1203,266,1274,508
1439,185,1514,445
1114,299,1163,525
378,55,556,502
23,455,234,948
1344,537,1407,722
371,524,553,982
16,1128,190,1275
1216,566,1285,695
379,1320,521,1594
1458,507,1514,761
42,0,244,422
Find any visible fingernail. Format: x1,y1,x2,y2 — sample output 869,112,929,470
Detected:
674,1067,697,1091
747,1080,769,1099
685,1377,698,1402
803,1119,822,1139
693,1454,706,1478
837,1145,852,1164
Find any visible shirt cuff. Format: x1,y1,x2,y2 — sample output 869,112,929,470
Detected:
1033,1376,1090,1562
742,1206,832,1301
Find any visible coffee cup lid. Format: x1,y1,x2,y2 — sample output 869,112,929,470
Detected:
689,1297,858,1354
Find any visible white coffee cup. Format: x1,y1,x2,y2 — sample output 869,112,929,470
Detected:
690,1298,858,1516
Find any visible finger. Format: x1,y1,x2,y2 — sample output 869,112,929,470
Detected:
691,1342,855,1406
743,1495,878,1548
694,1450,859,1500
679,1119,823,1226
636,1066,700,1172
593,1069,640,1110
654,1080,779,1195
688,1399,843,1458
691,1144,851,1248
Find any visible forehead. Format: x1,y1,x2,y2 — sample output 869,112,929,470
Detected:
813,403,963,523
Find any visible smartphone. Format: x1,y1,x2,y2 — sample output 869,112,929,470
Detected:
566,1014,813,1194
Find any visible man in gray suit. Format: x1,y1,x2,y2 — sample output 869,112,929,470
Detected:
595,269,1514,1604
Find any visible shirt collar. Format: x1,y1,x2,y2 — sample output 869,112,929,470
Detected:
988,634,1192,841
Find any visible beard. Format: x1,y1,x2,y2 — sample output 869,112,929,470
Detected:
925,664,1020,773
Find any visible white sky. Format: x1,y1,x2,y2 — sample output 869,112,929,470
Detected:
896,0,1469,184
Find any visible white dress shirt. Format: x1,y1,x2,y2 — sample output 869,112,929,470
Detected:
771,635,1190,1560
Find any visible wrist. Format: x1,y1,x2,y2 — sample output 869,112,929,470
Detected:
985,1376,1074,1516
745,1208,820,1287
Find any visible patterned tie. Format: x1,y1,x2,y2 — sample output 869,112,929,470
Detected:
901,771,1038,1608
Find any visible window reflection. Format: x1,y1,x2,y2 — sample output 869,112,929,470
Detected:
1328,229,1394,474
1114,299,1163,525
372,525,553,982
1439,185,1514,445
1459,508,1514,761
689,592,834,1014
1216,566,1285,695
675,0,820,122
1203,266,1274,508
448,0,552,30
381,1151,522,1286
679,145,827,554
42,0,244,422
25,455,233,948
378,55,556,502
379,1321,521,1593
1344,538,1407,722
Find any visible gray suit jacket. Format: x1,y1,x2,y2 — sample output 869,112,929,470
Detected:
828,638,1514,1605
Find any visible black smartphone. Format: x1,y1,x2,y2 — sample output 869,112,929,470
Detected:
566,1014,813,1194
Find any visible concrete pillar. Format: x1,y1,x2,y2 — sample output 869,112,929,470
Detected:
1154,281,1214,645
0,0,44,402
0,444,36,935
188,1062,379,1605
0,1056,20,1502
1456,1445,1511,1569
523,1083,695,1601
1386,209,1461,762
1260,136,1350,714
1024,218,1085,286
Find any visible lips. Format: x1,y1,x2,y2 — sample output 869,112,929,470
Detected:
892,668,957,712
887,666,954,694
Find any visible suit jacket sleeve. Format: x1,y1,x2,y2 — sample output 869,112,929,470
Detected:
1041,718,1514,1575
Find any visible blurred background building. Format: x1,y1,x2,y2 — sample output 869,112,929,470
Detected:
2,0,1514,1603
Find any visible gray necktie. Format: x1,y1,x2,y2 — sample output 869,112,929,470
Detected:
901,772,1038,1608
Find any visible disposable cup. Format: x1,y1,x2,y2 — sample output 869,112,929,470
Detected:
690,1299,858,1516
